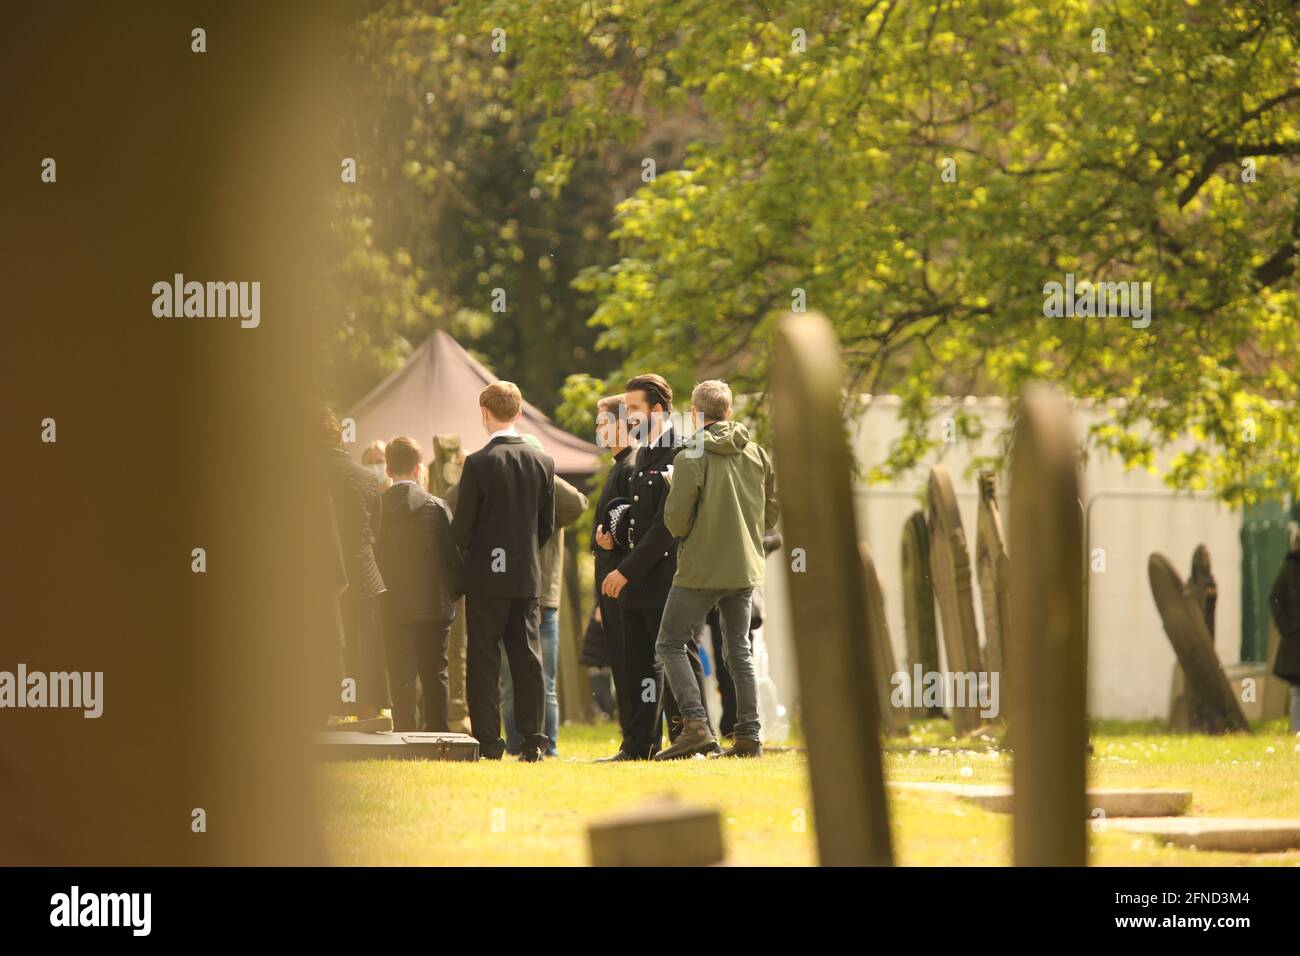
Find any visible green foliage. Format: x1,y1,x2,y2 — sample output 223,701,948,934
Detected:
456,0,1300,503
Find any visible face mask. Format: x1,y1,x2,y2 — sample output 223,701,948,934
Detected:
367,462,386,480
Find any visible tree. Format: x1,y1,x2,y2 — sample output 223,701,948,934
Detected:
463,0,1300,503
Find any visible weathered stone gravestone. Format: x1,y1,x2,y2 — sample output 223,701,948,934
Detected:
1006,385,1088,866
430,434,471,733
1149,552,1250,734
772,311,893,866
1169,544,1217,731
927,464,985,735
588,797,725,866
900,510,942,716
975,470,1010,689
860,543,910,737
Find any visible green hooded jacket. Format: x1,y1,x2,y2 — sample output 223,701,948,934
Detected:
663,420,779,589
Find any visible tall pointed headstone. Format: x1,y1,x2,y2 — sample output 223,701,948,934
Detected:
772,312,893,867
1006,386,1088,866
900,510,942,716
928,465,984,735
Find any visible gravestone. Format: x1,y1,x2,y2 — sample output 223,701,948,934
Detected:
588,797,725,866
975,470,1010,687
315,731,479,762
430,434,471,734
900,511,942,716
1170,544,1217,731
860,543,909,737
1149,552,1250,734
927,465,985,735
1006,385,1088,866
772,311,893,866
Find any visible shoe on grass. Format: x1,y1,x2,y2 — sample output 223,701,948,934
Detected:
652,718,716,761
717,736,762,758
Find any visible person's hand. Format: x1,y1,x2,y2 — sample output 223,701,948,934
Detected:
595,525,614,550
602,569,628,599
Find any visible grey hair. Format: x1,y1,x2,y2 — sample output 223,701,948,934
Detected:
691,380,732,421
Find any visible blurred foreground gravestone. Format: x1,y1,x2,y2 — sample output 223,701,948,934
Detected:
772,311,894,866
860,543,909,737
430,434,471,734
588,797,724,866
928,464,984,735
1006,386,1088,866
900,510,941,716
1149,552,1249,734
975,470,1010,689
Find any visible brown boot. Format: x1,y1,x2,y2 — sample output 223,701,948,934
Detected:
652,718,716,760
718,736,762,758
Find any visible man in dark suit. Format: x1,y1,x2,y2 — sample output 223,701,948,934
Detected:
374,436,462,733
590,393,637,748
599,374,712,760
452,382,556,761
320,407,389,721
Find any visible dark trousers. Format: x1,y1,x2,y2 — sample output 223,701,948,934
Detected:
466,595,547,759
339,593,390,711
704,607,737,738
621,602,709,758
595,553,633,741
383,615,452,732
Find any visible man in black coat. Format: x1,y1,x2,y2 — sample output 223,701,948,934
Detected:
1268,536,1300,732
375,436,462,732
590,393,637,747
321,407,389,718
598,374,711,760
452,382,556,761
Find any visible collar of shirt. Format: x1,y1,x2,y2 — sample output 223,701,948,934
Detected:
391,478,419,487
488,426,520,442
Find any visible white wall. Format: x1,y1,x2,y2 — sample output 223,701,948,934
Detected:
761,396,1242,725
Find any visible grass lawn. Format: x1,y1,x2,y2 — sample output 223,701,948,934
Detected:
319,718,1300,866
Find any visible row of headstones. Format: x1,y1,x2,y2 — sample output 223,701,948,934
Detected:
769,310,1089,865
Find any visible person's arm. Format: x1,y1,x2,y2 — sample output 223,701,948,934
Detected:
450,458,479,556
663,453,704,539
554,475,589,528
618,459,675,584
537,462,556,547
763,448,781,532
431,498,464,601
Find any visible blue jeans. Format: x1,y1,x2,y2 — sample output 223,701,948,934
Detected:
656,586,760,741
501,606,560,754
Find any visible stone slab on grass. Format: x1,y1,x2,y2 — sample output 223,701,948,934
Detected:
1102,817,1300,852
889,781,1191,817
315,730,479,762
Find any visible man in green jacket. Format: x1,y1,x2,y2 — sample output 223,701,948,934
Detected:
653,380,779,759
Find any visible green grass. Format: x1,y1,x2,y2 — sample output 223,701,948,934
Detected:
319,719,1300,866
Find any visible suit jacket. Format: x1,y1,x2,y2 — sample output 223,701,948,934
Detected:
1269,551,1300,684
617,428,682,610
322,445,385,599
375,481,461,625
451,435,555,599
539,476,589,608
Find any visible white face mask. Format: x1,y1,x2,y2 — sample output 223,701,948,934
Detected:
367,462,387,481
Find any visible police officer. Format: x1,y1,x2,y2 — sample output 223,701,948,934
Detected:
598,374,713,759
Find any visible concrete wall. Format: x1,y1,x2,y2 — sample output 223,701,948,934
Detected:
760,396,1242,730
